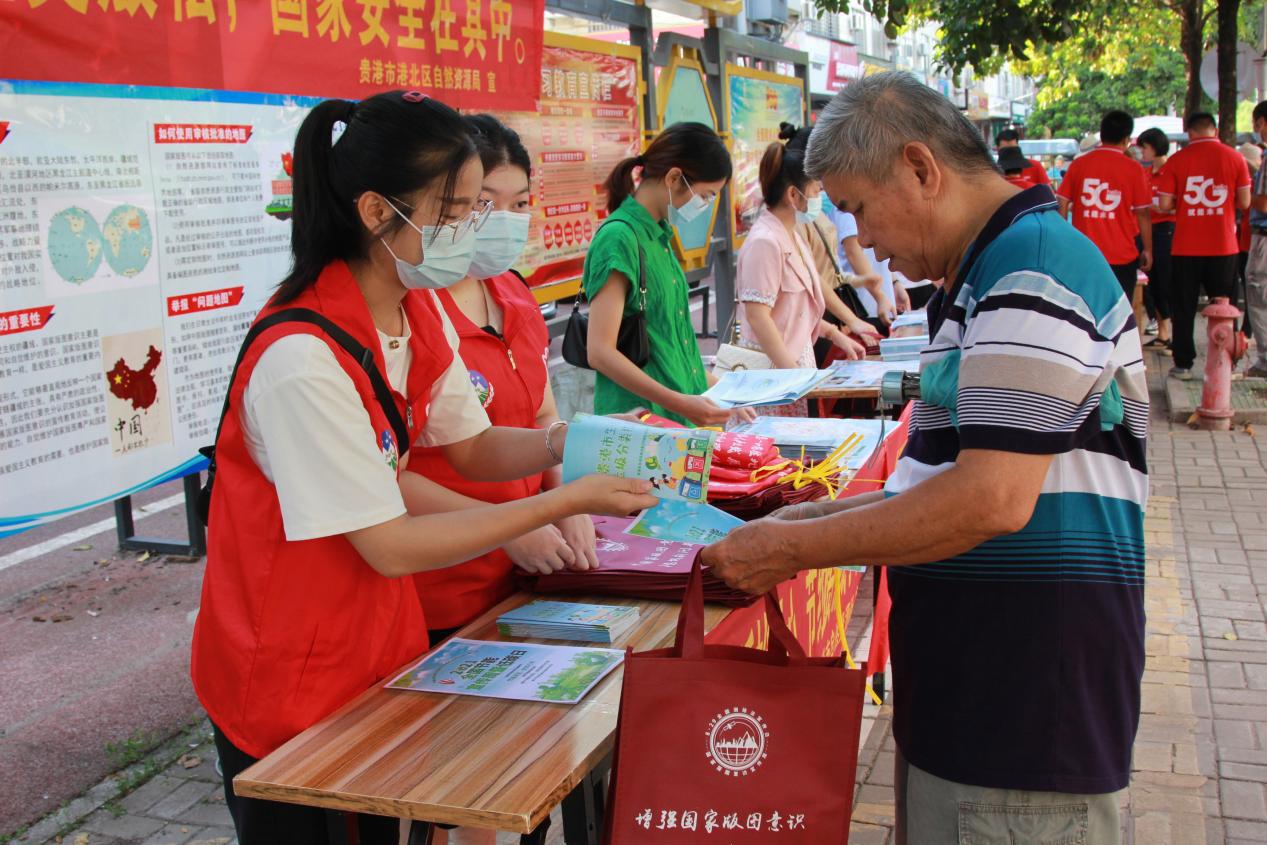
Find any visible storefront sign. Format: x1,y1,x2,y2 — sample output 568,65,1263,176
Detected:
826,42,861,92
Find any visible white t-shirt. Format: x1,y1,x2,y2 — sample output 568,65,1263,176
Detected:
241,291,490,542
829,208,894,318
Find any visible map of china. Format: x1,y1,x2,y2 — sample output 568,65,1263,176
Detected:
106,346,162,410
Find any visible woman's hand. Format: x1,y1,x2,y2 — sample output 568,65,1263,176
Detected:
505,525,574,575
673,394,733,427
561,474,657,517
729,406,758,425
828,328,867,360
555,513,599,570
846,317,882,341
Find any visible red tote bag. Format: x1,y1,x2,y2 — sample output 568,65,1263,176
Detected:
604,558,868,843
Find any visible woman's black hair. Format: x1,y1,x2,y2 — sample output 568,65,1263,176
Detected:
465,113,532,178
603,122,732,213
759,122,813,208
275,91,478,303
1137,127,1170,158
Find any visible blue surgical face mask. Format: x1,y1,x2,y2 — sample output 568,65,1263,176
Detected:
795,192,823,225
468,210,531,278
667,173,711,229
381,199,478,290
1254,130,1263,145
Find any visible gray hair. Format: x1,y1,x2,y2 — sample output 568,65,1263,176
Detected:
805,72,998,182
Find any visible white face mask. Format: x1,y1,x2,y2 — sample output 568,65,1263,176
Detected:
468,210,531,278
381,199,478,290
667,173,711,228
795,192,823,225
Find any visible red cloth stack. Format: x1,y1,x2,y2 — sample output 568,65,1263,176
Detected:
516,516,757,607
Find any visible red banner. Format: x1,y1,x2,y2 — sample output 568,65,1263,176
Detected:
0,0,544,111
167,286,244,317
0,305,54,336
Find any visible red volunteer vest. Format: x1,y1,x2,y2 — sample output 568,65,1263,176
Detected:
190,260,452,759
408,272,551,630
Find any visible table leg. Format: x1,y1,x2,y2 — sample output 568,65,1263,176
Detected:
561,756,611,845
406,821,437,845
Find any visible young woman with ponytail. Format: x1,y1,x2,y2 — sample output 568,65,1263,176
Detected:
191,93,654,845
582,122,735,426
733,126,869,412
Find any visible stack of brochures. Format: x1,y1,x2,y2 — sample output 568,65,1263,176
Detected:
888,310,928,333
879,335,929,362
517,516,758,608
496,601,641,644
823,359,921,390
731,417,884,464
702,368,832,409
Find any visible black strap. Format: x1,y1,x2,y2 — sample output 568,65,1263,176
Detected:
200,308,410,473
570,218,647,312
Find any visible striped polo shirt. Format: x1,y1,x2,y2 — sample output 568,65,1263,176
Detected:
886,185,1148,795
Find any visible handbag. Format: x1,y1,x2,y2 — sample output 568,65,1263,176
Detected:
713,296,773,373
603,557,868,844
809,219,870,326
561,219,649,369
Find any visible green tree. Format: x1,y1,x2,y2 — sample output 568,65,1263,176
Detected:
1024,43,1201,139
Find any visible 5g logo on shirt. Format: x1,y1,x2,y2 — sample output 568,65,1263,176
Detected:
1080,178,1122,219
1182,175,1229,216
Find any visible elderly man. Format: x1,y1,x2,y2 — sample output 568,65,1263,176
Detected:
703,72,1147,845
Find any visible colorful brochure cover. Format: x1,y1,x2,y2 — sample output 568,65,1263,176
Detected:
702,368,832,409
562,414,716,502
498,601,639,627
625,499,745,546
385,638,624,704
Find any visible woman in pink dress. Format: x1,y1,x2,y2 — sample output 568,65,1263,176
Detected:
734,130,866,414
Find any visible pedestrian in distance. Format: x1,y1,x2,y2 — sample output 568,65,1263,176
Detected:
995,127,1050,186
1056,110,1153,302
703,71,1148,845
1157,112,1252,380
1137,127,1175,351
1244,100,1267,376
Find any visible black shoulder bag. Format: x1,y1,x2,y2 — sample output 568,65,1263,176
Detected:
561,219,650,369
195,308,410,527
809,219,869,326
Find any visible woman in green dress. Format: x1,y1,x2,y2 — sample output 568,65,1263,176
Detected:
583,122,734,426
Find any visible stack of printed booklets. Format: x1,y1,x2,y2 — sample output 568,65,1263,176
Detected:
701,368,832,409
879,334,929,362
496,600,640,644
518,516,757,607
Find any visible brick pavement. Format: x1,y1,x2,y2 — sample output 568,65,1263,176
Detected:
15,346,1267,844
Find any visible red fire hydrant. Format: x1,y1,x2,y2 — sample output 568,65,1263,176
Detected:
1196,296,1249,430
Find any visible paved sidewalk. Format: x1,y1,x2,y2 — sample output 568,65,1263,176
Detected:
849,344,1267,844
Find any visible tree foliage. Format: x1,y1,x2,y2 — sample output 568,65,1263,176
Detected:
1024,44,1202,138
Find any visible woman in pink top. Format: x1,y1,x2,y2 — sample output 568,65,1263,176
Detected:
735,135,866,412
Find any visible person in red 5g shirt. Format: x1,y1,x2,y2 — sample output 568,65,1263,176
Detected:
1057,111,1153,300
1158,112,1253,378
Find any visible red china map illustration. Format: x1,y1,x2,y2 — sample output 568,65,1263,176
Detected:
106,346,162,410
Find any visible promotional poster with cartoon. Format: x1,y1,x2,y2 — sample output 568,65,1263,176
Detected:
562,415,716,502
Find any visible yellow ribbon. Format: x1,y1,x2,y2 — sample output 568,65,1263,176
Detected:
835,567,883,706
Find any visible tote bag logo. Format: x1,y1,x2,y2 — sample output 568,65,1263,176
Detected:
706,708,769,776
